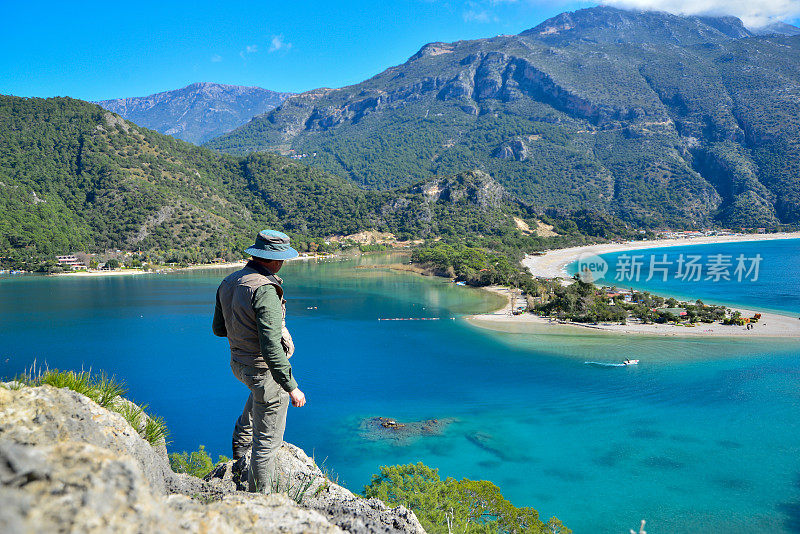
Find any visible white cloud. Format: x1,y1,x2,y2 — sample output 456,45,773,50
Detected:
210,54,222,63
240,44,259,60
464,9,494,22
603,0,800,27
269,35,292,52
465,7,507,23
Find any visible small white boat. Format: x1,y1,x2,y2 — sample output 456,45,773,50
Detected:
623,359,639,365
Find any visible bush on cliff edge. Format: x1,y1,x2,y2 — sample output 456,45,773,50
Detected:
363,462,570,533
169,445,230,479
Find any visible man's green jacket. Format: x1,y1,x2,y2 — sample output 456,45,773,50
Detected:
213,260,298,392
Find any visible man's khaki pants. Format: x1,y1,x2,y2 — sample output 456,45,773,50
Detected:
230,360,290,492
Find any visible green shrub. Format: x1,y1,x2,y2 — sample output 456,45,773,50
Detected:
266,471,318,504
169,445,230,479
116,400,146,429
143,414,170,446
363,462,570,534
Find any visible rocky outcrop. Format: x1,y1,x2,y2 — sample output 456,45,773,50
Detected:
493,139,529,161
414,171,509,210
0,385,425,533
207,446,423,534
358,417,455,444
0,385,178,496
0,439,341,534
304,93,387,130
409,42,456,61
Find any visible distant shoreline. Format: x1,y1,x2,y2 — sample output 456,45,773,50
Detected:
53,268,151,278
52,261,247,278
466,285,800,338
51,253,330,278
466,232,800,339
522,231,800,280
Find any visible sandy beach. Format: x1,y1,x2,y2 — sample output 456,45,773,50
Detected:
52,254,330,278
53,261,247,278
522,231,800,279
176,261,247,271
468,231,800,339
56,269,150,277
467,285,800,338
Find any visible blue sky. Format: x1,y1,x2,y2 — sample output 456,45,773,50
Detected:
1,0,798,102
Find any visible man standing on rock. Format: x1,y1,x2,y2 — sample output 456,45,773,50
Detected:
212,229,306,492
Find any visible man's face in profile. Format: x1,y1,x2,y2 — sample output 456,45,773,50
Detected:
261,259,284,273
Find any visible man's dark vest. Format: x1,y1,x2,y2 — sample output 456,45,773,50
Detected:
217,264,293,369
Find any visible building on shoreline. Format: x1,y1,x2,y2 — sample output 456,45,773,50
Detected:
55,255,86,270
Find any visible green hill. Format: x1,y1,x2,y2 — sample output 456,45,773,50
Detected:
206,7,800,230
0,96,372,259
0,95,633,268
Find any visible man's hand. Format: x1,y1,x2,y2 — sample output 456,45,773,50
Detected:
289,388,306,407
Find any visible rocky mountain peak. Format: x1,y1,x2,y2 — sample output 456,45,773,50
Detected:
751,21,800,36
184,81,213,90
522,6,753,44
206,7,800,229
409,42,457,61
98,83,293,144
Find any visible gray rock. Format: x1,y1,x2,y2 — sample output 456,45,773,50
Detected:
0,438,341,533
0,441,47,486
359,416,455,444
111,396,170,462
0,386,426,533
206,444,425,534
493,139,529,162
0,385,174,495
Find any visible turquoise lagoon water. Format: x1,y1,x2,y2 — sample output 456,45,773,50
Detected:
566,238,800,316
2,251,800,533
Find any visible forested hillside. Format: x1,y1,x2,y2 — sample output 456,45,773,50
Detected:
206,7,800,230
0,96,635,268
0,96,363,258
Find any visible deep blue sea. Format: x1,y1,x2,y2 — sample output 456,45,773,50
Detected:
2,246,800,534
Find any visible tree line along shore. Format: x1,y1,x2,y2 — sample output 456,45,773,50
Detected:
409,233,800,338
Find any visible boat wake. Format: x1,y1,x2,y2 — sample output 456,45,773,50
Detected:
584,361,632,367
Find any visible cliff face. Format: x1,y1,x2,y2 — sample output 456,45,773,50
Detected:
0,384,424,533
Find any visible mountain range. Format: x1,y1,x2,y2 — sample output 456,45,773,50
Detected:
97,83,292,144
752,21,800,36
205,7,800,230
3,96,622,264
4,6,800,268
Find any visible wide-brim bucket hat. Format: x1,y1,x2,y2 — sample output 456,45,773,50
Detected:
245,229,299,260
